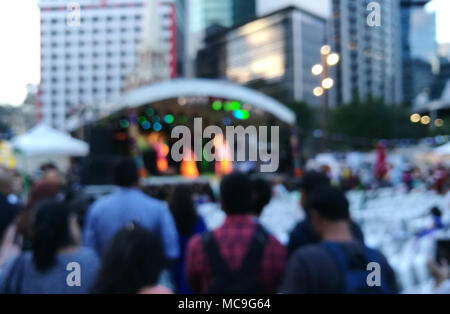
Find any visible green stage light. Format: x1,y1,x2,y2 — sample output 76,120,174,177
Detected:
164,114,174,124
153,122,162,132
224,101,232,112
212,100,222,111
120,119,129,128
146,108,155,117
152,115,161,123
233,110,249,120
138,116,147,124
230,101,241,111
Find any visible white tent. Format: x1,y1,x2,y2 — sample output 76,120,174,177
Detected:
434,142,450,156
11,124,89,156
10,124,89,174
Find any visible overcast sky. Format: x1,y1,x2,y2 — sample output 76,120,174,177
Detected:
0,0,449,106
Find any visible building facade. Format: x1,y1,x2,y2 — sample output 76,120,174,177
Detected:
331,0,403,105
400,0,436,105
184,0,256,77
38,0,175,131
196,6,328,105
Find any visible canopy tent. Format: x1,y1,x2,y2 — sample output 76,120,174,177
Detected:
11,124,89,156
434,142,450,156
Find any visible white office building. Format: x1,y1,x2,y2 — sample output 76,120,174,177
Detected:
38,0,176,131
332,0,403,105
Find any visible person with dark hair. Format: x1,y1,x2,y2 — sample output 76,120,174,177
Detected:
83,158,179,262
287,170,365,256
168,184,206,293
15,181,63,249
280,185,398,294
250,176,272,217
0,200,99,294
186,172,286,294
91,223,171,294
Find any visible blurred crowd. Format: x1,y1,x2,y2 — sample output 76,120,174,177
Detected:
0,159,449,294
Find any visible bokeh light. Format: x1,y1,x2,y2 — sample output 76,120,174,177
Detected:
410,114,421,123
164,114,174,124
153,122,162,132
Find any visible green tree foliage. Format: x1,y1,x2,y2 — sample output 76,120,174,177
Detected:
329,98,427,140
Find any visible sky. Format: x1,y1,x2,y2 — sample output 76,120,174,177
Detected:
0,0,449,106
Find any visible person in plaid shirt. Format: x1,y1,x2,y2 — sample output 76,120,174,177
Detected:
186,172,286,294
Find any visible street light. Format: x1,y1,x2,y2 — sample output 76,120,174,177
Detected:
410,113,421,123
311,64,323,76
322,78,334,89
313,87,324,97
327,53,340,66
311,45,340,152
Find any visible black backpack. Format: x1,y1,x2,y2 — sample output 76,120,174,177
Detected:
202,224,269,294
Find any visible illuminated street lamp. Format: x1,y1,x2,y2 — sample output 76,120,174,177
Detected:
410,113,421,123
420,115,431,125
327,53,340,66
312,45,340,151
313,87,324,97
322,78,334,89
311,64,323,76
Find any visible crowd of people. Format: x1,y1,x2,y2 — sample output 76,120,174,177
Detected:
0,159,449,294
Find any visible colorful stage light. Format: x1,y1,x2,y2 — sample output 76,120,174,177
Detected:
212,100,222,111
164,114,174,124
152,115,161,123
153,122,162,131
230,101,241,111
233,110,249,120
224,101,233,112
141,121,151,130
138,116,147,124
119,119,129,128
146,108,155,117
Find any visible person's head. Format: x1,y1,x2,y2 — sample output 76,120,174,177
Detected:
306,185,350,237
0,167,13,195
40,163,64,185
430,206,442,217
168,184,197,237
91,223,165,294
220,172,253,215
31,199,81,271
250,176,272,216
297,171,331,212
114,158,139,187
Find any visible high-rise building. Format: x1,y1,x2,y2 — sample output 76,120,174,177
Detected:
196,6,328,105
38,0,175,131
184,0,256,76
257,0,331,19
331,0,403,105
400,0,436,105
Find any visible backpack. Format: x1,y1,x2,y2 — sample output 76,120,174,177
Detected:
320,241,395,294
202,224,268,294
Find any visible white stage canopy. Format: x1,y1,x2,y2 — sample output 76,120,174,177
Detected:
118,78,296,125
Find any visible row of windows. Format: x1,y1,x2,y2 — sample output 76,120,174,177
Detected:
44,62,133,71
45,51,135,59
44,38,139,47
42,15,142,24
43,26,142,36
45,73,129,83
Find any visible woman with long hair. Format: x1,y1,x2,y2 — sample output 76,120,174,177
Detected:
0,199,99,293
91,223,171,294
168,184,206,294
